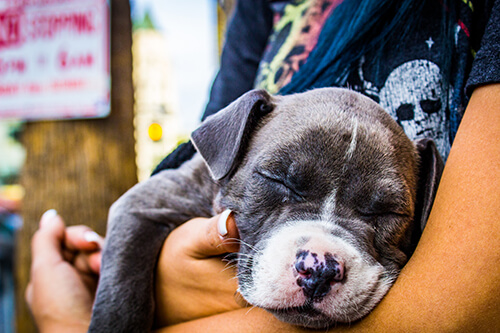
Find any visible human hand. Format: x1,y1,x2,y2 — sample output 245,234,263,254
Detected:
154,210,246,327
25,209,104,333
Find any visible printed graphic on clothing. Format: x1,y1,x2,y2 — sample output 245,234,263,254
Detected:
379,60,452,159
254,0,340,94
344,0,478,160
348,57,452,160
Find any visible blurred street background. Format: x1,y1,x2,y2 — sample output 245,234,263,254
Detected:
0,0,234,331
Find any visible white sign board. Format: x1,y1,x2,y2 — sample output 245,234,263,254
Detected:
0,0,110,120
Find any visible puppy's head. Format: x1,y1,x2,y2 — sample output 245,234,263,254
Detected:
191,88,442,328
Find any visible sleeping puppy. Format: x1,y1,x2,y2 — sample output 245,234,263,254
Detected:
89,88,443,331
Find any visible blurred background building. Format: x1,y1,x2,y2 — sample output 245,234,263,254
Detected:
132,10,183,181
130,0,220,180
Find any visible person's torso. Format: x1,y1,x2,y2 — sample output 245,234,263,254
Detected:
255,0,486,160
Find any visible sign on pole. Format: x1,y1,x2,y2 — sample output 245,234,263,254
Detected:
0,0,110,120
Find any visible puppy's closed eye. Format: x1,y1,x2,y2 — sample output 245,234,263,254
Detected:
355,207,409,220
254,169,306,202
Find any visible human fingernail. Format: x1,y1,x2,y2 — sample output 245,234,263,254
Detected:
218,209,232,238
84,231,104,248
40,209,58,228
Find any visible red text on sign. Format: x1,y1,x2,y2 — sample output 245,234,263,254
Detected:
0,9,21,48
30,11,95,39
0,57,26,75
58,50,94,69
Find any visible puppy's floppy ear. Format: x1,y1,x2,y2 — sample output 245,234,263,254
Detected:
413,138,444,232
191,89,274,180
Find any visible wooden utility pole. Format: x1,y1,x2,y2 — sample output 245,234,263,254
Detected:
15,0,137,331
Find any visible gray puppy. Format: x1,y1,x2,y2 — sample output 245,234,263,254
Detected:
89,88,443,331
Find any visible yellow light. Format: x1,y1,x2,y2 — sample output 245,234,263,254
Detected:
148,123,163,141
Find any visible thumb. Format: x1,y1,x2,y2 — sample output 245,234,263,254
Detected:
31,209,66,269
189,210,240,259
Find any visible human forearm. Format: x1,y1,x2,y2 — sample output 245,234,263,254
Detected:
153,308,304,333
356,83,500,331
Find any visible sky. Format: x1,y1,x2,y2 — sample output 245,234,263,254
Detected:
130,0,219,132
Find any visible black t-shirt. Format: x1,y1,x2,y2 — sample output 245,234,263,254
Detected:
153,0,499,174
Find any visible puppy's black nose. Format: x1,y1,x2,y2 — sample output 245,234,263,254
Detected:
295,250,344,300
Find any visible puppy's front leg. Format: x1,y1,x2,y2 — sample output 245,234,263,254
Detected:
88,154,217,332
